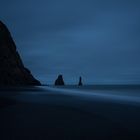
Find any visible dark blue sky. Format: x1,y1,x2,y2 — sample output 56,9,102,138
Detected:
0,0,140,84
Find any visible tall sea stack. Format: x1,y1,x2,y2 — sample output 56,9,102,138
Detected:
78,76,83,86
0,21,41,86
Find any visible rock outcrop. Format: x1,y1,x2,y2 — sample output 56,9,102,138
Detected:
78,76,83,86
0,21,41,86
54,75,65,86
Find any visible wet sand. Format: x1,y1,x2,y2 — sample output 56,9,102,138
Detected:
0,86,140,140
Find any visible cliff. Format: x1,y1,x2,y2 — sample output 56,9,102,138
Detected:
0,21,41,86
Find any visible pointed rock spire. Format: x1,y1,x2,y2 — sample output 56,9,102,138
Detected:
78,76,83,86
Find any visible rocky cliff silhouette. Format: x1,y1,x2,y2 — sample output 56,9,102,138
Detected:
0,21,41,86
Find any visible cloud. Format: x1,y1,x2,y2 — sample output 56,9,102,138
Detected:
0,0,140,84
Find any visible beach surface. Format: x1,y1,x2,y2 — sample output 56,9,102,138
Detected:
0,85,140,140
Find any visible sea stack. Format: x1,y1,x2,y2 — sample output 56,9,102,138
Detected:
78,76,83,86
54,75,65,86
0,21,41,86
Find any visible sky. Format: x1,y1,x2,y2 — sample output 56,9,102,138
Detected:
0,0,140,84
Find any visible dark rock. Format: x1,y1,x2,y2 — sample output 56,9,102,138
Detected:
0,21,41,86
78,76,83,86
55,75,65,86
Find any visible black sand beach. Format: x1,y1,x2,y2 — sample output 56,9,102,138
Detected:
0,86,140,140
